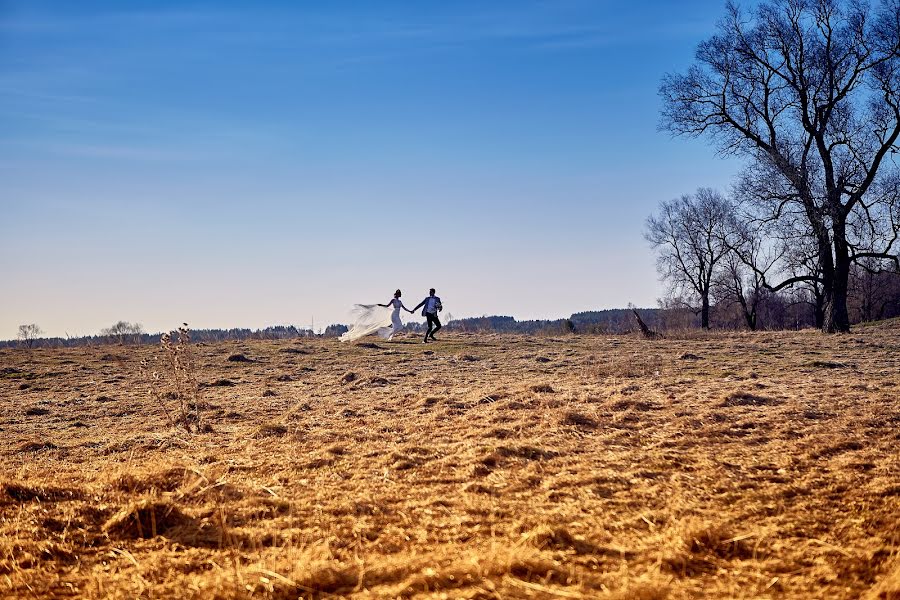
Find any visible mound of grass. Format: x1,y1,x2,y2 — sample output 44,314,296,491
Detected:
561,411,599,430
103,499,190,539
721,391,781,407
2,482,82,503
205,378,236,387
661,519,756,576
113,467,194,494
227,353,254,363
867,558,900,599
17,440,59,453
254,422,289,437
279,347,309,355
809,360,853,369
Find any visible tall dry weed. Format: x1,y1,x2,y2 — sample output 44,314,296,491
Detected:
140,323,205,434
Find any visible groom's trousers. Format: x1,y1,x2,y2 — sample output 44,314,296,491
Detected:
425,312,442,339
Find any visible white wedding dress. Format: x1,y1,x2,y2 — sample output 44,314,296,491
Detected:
340,298,407,342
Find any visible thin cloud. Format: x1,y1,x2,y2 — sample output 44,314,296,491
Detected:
0,8,225,34
3,139,207,162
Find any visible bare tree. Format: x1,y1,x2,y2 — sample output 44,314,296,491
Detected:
646,188,736,328
732,163,830,326
101,321,144,345
17,324,43,348
849,258,900,320
715,254,760,330
715,211,785,330
661,0,900,332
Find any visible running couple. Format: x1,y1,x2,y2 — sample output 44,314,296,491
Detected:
339,288,443,343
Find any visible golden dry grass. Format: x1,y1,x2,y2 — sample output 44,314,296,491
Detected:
1,322,899,599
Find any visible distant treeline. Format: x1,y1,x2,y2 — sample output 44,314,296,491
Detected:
5,291,899,349
430,309,660,336
0,325,319,349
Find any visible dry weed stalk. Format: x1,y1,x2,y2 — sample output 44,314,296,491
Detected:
140,323,204,434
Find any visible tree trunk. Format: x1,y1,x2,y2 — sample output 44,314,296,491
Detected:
822,284,850,332
739,296,756,330
700,292,710,329
745,310,757,331
823,223,851,333
813,288,826,329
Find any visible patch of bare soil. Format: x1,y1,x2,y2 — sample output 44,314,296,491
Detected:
1,323,899,598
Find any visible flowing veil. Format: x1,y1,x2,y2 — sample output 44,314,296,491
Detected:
339,304,397,342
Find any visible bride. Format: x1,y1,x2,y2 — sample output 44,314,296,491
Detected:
339,289,413,343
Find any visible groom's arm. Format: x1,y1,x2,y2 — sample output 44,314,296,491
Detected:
412,299,426,311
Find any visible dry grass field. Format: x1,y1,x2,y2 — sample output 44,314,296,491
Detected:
1,322,899,599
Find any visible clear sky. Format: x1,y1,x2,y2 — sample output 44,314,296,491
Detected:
1,0,743,338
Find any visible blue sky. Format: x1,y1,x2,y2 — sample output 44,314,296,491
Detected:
0,0,742,338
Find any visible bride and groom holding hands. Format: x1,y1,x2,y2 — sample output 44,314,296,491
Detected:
381,288,443,343
340,288,443,344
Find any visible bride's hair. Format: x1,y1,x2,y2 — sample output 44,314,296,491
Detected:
394,289,402,297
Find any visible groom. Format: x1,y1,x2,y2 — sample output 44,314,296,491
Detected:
412,288,443,343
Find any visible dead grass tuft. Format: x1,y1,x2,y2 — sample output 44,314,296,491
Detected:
113,467,194,494
2,481,82,503
606,580,671,600
279,347,309,354
866,557,900,599
16,440,59,453
496,444,559,461
254,422,289,437
660,518,756,576
522,525,605,555
811,439,865,459
592,354,664,378
102,498,192,540
610,398,659,411
561,410,599,430
809,359,853,369
721,391,781,407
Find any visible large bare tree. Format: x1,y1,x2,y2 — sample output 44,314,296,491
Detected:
646,188,736,328
661,0,900,332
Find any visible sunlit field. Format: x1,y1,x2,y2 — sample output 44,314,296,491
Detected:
2,323,899,599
